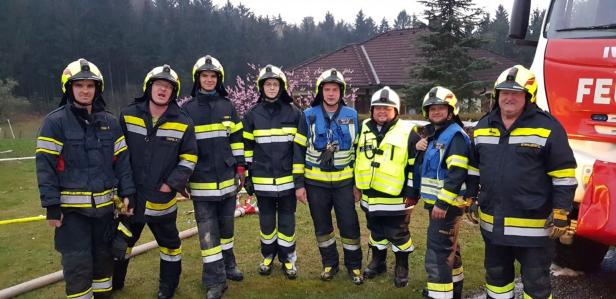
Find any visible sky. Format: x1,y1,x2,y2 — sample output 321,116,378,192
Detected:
210,0,546,25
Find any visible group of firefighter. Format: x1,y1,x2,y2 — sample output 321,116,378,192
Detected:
35,55,577,299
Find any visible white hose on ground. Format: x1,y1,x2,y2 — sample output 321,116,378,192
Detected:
0,227,198,299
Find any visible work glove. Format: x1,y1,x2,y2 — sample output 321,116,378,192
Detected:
111,219,132,261
464,197,479,224
317,142,339,168
547,208,569,240
244,176,255,196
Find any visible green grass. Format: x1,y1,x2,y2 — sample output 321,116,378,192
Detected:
0,141,487,299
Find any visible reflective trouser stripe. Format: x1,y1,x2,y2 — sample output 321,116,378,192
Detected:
392,237,414,253
67,287,93,299
260,229,277,244
369,234,389,250
452,266,464,283
92,277,112,293
221,237,234,250
341,238,361,251
426,282,454,299
277,232,295,247
202,246,223,263
486,282,515,299
160,246,182,262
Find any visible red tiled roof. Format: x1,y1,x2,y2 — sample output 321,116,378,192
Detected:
290,28,520,88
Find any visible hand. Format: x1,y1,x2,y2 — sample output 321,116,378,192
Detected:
47,213,63,228
464,198,479,224
120,197,134,216
179,188,190,199
416,138,428,151
404,197,417,215
244,177,254,196
548,209,569,240
353,186,362,203
431,205,447,219
159,183,172,193
296,187,307,204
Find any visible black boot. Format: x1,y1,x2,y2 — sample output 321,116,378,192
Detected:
205,283,228,299
393,252,409,288
157,283,177,299
363,247,387,279
112,259,129,291
223,249,244,281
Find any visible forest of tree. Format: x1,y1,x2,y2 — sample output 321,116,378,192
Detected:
0,0,543,116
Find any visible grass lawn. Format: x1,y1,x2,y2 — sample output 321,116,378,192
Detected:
0,140,487,299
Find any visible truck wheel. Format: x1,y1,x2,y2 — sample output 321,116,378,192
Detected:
553,235,609,272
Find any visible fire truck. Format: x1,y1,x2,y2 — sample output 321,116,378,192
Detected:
510,0,616,271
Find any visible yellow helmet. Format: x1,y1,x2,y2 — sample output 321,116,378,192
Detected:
493,65,537,103
422,86,459,117
257,64,288,92
192,55,224,83
61,58,103,93
143,64,180,97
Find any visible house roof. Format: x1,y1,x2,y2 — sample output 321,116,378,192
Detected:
289,28,521,89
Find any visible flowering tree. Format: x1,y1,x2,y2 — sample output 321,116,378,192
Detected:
227,64,358,117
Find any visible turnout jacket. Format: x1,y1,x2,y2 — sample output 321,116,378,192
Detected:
293,104,358,188
413,121,471,211
36,104,135,217
183,93,244,201
355,118,420,216
243,100,302,197
119,100,197,220
467,104,577,247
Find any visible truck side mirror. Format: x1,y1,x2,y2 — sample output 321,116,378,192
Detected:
509,0,531,39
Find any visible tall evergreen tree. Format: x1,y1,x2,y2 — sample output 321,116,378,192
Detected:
394,10,412,29
378,17,390,33
406,0,492,110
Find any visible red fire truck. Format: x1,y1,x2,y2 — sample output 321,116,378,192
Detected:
509,0,616,271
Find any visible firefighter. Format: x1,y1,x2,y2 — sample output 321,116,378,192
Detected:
354,86,420,288
114,65,197,299
293,69,363,284
182,55,244,299
414,87,470,299
467,65,577,299
36,58,136,298
243,65,302,279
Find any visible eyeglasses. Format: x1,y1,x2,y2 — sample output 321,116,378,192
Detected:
153,81,173,90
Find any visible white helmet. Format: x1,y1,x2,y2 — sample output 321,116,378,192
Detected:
371,86,400,112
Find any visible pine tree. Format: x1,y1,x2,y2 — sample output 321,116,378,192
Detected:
394,10,412,29
406,0,493,111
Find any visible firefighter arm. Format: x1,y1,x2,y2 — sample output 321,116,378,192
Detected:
436,134,470,210
35,119,63,220
229,106,245,167
242,114,255,195
166,122,198,192
292,112,308,189
545,123,577,213
403,129,421,206
465,136,480,199
113,114,136,199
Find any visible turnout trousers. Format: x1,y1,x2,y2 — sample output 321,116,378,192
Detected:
55,212,115,299
306,183,362,271
193,196,238,287
257,194,297,263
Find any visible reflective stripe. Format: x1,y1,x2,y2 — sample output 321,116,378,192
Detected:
392,238,414,252
293,163,305,174
547,168,576,178
160,122,188,132
317,233,336,248
117,222,132,238
178,160,196,170
475,136,499,145
254,182,294,192
126,124,147,135
511,128,551,138
508,135,547,147
232,149,244,156
145,198,177,216
368,235,389,250
60,189,114,208
474,128,501,137
277,232,296,247
221,237,234,250
156,129,184,139
92,277,112,293
342,243,361,251
125,247,133,259
553,177,577,186
260,229,277,244
504,226,549,237
486,282,515,299
196,130,227,140
427,282,454,299
201,246,223,263
124,115,146,127
446,154,469,169
437,188,461,206
114,136,128,156
452,266,464,283
160,246,182,262
479,209,494,232
407,178,413,187
245,156,253,163
305,167,353,182
468,166,480,176
36,137,63,155
524,292,553,299
189,179,236,197
255,135,294,144
243,131,254,140
294,133,307,147
67,287,93,299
